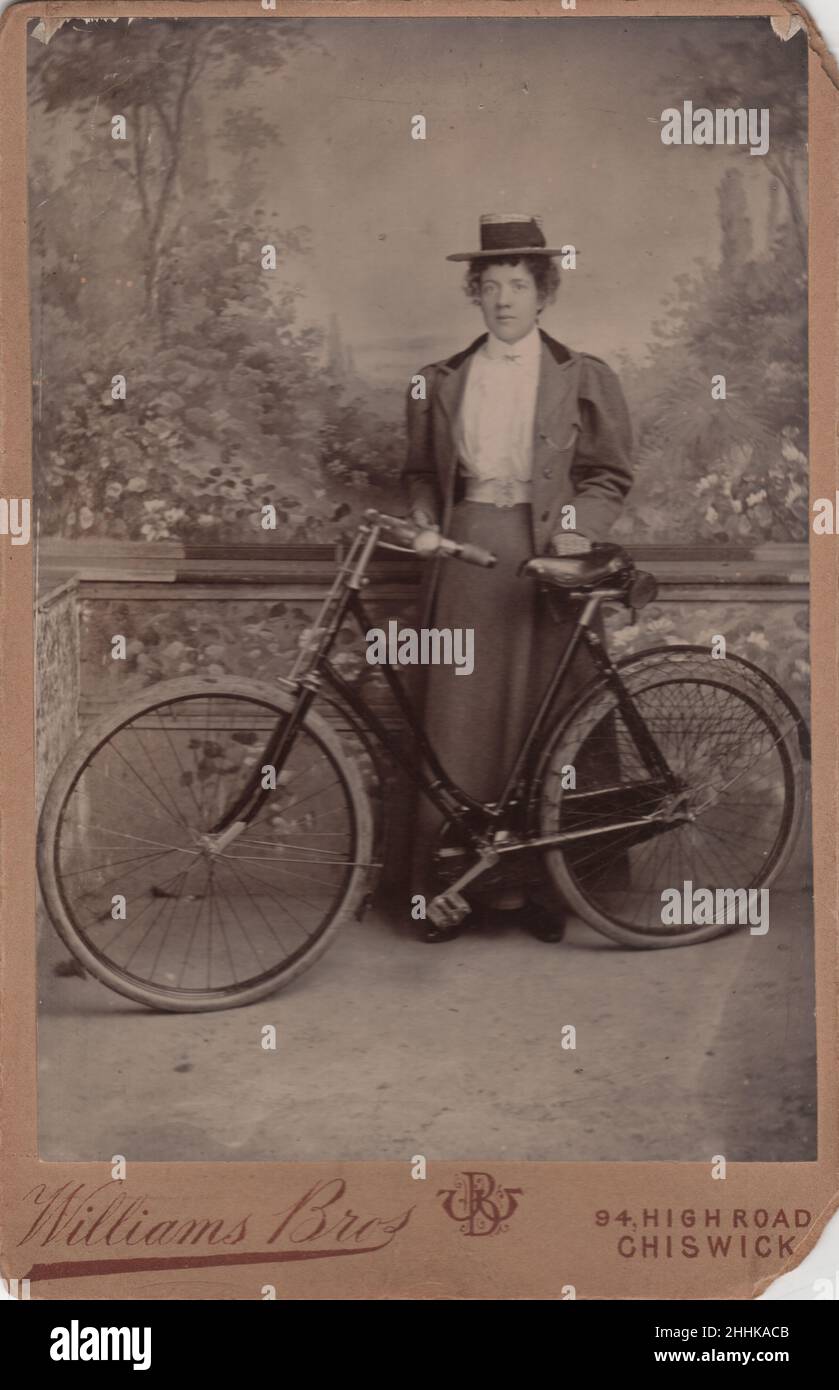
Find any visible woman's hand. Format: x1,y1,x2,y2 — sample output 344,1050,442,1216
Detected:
552,532,592,556
411,507,440,533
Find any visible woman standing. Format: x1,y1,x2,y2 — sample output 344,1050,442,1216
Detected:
404,213,634,942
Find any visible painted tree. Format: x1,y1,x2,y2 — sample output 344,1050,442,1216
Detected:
28,18,402,542
614,156,807,546
29,17,310,322
677,25,808,270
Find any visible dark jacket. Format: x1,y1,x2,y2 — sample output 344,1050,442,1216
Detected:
403,329,634,554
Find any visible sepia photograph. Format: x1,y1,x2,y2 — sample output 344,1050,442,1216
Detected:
27,12,815,1167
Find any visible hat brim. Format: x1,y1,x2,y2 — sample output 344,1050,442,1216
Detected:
446,246,563,262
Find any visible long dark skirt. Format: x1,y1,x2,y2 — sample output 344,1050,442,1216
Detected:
410,500,605,898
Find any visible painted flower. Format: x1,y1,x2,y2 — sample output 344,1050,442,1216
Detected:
610,624,640,648
332,650,363,676
696,472,720,495
781,439,807,464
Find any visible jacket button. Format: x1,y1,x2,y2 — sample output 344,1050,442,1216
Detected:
542,465,552,478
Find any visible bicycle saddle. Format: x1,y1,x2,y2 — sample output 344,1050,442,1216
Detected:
519,543,632,590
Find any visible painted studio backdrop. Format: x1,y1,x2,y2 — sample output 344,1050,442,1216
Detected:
29,16,814,1163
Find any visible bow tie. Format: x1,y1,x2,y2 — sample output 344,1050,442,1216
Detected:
503,352,521,363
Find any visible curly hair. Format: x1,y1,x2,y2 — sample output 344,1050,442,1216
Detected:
464,254,561,307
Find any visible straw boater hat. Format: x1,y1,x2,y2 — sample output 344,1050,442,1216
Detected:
446,213,562,261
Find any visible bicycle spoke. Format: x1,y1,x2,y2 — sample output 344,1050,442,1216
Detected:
543,674,794,936
148,862,203,983
59,845,184,880
109,736,189,834
80,759,196,834
221,852,337,924
156,707,206,824
212,869,277,974
218,852,315,944
49,690,359,999
122,863,199,972
177,878,208,990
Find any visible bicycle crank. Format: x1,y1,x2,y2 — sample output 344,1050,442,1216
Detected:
427,845,500,926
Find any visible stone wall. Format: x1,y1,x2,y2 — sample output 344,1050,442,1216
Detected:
35,542,813,889
71,579,811,728
35,578,80,810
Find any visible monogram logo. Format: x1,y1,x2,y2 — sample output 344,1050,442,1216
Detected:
437,1171,523,1236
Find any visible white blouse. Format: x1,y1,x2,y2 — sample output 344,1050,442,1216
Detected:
457,325,541,481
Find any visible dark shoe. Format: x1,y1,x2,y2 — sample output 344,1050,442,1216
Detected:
523,901,567,943
421,922,463,944
474,899,566,941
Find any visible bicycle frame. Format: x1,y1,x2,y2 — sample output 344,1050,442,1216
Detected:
208,516,680,857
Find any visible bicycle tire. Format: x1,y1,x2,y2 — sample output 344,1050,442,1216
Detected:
533,649,806,948
37,677,375,1011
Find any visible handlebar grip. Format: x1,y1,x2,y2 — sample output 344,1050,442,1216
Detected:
454,541,497,568
370,512,496,568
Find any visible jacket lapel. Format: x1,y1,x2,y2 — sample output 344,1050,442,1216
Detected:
534,333,581,448
436,330,578,438
433,329,581,486
434,334,485,429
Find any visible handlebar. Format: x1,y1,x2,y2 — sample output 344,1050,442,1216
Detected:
363,509,497,569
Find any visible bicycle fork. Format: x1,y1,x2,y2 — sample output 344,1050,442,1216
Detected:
202,679,319,851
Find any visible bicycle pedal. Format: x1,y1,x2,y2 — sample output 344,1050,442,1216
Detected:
427,890,471,929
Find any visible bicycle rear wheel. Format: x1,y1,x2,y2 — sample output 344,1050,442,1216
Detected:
536,653,805,947
37,677,374,1010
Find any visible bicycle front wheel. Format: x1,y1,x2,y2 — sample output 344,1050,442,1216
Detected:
38,677,374,1010
536,654,805,947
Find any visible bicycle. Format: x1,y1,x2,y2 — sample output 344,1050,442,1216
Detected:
37,509,810,1011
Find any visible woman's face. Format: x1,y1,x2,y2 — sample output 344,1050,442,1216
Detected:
478,261,544,344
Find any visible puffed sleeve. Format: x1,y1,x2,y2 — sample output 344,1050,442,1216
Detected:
402,365,442,524
570,356,634,542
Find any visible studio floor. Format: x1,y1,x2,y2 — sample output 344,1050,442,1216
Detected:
37,884,817,1164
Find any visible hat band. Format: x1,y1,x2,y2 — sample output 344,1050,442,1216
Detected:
480,220,546,251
